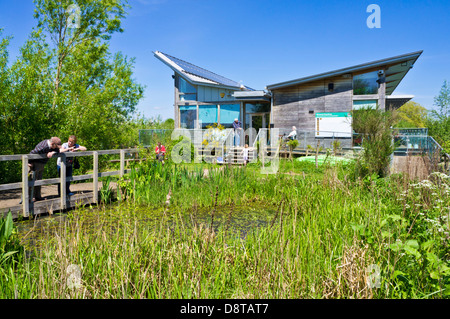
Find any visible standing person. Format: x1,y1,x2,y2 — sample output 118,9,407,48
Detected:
233,118,242,146
26,137,63,202
155,142,166,164
57,135,87,197
240,144,250,166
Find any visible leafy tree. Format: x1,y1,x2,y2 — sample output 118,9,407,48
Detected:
431,80,450,120
427,80,450,153
33,0,128,109
0,1,146,183
396,101,428,128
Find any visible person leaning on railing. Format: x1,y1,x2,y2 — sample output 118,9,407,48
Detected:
25,137,63,202
57,135,87,197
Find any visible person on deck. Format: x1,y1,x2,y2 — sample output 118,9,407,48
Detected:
57,135,87,197
233,118,242,146
26,137,63,202
240,144,250,166
155,142,166,164
287,126,297,140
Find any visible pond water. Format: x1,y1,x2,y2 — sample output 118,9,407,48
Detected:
16,202,279,252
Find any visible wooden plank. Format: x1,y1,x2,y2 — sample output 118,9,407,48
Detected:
60,154,66,210
120,150,125,177
93,152,98,204
22,155,29,218
99,171,120,177
0,182,22,191
0,155,22,161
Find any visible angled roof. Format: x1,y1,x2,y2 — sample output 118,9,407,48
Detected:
266,51,423,95
386,95,414,110
154,51,251,90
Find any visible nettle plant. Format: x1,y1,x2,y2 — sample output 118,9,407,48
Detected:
384,172,450,296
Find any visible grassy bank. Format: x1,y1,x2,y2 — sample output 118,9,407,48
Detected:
1,160,449,298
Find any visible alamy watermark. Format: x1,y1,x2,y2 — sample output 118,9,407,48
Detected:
366,4,381,29
66,264,82,289
169,121,280,173
67,4,81,29
366,264,381,288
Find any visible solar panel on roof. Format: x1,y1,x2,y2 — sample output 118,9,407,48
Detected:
162,52,242,88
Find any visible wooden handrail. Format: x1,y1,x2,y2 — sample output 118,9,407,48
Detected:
0,148,139,217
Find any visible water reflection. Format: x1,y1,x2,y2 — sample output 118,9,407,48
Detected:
17,203,278,252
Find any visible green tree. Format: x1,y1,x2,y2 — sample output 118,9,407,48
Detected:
427,80,450,152
33,0,128,109
396,101,428,128
30,0,144,150
431,80,450,120
0,1,145,183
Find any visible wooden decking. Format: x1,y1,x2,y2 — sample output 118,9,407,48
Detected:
0,181,117,219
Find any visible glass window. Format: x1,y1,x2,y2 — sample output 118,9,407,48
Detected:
219,104,240,128
179,105,197,129
353,100,377,110
178,76,197,101
245,102,270,114
198,105,218,128
353,71,378,95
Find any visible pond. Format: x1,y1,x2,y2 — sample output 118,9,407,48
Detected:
16,202,279,253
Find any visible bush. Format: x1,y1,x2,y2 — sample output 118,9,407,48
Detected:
351,107,398,178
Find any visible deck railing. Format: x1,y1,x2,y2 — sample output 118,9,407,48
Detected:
0,148,139,217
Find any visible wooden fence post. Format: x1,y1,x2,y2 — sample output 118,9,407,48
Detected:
93,151,98,204
21,155,29,218
120,149,125,177
60,153,66,210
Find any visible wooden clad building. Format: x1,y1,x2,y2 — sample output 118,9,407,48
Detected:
154,50,423,139
266,50,423,137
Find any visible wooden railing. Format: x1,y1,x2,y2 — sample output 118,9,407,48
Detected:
0,148,139,217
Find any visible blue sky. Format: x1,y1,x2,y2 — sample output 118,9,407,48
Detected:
1,0,449,120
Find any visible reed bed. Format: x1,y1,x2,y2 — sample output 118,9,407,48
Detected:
1,162,449,299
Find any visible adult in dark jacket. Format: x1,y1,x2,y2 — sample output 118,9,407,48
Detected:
28,137,62,201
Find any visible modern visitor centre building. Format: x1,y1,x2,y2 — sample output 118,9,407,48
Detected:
154,50,422,140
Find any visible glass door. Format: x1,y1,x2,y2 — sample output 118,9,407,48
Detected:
249,113,269,146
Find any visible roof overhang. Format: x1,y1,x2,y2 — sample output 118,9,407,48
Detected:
386,95,414,110
266,51,423,95
232,90,271,101
154,51,247,91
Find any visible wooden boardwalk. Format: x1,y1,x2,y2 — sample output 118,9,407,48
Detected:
0,181,117,219
0,148,136,219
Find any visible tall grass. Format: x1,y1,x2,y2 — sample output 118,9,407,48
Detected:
1,161,449,298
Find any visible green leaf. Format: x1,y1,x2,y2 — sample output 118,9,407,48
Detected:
405,239,419,249
403,245,421,259
421,240,435,251
430,271,441,280
381,231,392,238
389,241,403,252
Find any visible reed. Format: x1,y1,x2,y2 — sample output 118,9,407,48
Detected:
1,161,449,299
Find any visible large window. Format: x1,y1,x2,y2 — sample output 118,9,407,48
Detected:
353,100,377,110
179,105,197,129
219,104,240,128
353,71,378,95
178,76,197,101
198,105,218,128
